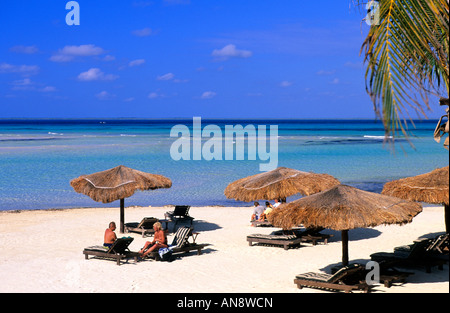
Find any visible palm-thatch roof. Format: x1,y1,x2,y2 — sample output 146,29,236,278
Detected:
70,165,172,232
268,184,422,265
268,184,422,231
70,165,172,203
381,166,449,205
224,167,340,202
381,166,449,233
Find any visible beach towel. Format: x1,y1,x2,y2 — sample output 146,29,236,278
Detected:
158,246,174,262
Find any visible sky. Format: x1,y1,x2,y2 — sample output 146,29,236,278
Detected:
0,0,443,119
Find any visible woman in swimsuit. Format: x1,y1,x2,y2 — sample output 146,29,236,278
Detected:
139,222,168,257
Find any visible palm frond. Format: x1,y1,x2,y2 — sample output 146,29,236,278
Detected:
358,0,449,141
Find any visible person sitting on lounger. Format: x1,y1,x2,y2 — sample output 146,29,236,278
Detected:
273,199,281,208
258,201,274,221
139,222,168,257
251,202,265,222
104,221,117,248
261,201,274,220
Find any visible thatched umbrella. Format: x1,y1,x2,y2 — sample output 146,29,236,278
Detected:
382,166,449,233
70,165,172,233
268,184,423,266
224,167,340,202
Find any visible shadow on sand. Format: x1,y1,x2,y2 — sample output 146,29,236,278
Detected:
323,228,381,243
163,219,221,233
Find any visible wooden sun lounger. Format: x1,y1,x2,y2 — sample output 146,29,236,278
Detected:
371,238,447,273
145,226,209,261
250,220,273,227
272,228,332,245
83,237,139,266
378,267,414,288
294,264,371,293
247,234,303,250
300,232,332,245
426,233,449,256
164,205,194,231
124,217,159,238
148,243,210,261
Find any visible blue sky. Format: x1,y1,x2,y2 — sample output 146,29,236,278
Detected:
0,1,442,119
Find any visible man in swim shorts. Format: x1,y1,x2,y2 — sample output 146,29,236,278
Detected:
104,221,117,248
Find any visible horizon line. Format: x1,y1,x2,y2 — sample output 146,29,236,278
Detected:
0,117,440,122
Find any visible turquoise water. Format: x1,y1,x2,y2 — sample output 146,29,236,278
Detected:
0,119,448,211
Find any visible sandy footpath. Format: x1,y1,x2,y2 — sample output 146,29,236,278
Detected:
0,205,448,293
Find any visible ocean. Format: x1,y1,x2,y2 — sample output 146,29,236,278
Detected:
0,118,448,211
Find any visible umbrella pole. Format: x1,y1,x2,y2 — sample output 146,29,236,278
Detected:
445,204,449,234
120,198,125,233
342,230,349,266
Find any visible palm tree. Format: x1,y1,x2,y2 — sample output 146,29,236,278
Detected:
357,0,449,143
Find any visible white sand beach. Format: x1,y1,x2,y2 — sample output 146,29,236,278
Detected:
0,205,448,293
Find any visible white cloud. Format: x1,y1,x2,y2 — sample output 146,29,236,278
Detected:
200,91,217,99
10,78,55,92
11,78,33,86
10,45,39,54
49,54,74,62
148,91,168,99
157,73,175,81
129,59,146,67
132,27,153,37
41,86,57,92
50,44,105,62
96,91,116,100
62,44,104,56
78,68,118,81
330,78,340,84
11,78,35,91
212,44,252,60
103,55,116,61
280,81,293,87
316,70,335,75
0,63,39,76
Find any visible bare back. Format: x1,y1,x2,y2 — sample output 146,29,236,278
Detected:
104,228,117,244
